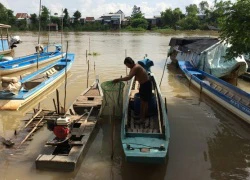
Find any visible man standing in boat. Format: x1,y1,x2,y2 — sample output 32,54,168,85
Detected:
113,57,152,125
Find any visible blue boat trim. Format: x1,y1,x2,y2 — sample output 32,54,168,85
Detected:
0,53,75,109
178,60,250,121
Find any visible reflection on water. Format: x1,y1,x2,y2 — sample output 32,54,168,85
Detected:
0,31,250,179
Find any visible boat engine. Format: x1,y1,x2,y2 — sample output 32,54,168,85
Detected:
47,117,70,140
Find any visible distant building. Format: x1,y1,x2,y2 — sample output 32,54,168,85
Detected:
47,23,58,31
154,15,162,27
85,17,95,23
15,13,31,26
99,10,125,29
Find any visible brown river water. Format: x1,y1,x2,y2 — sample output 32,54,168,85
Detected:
0,31,250,180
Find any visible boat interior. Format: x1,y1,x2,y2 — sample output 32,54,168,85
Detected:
72,83,102,115
23,65,64,90
193,73,250,108
125,76,165,136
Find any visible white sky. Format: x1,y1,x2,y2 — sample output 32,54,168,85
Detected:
0,0,235,18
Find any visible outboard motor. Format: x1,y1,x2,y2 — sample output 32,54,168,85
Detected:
47,117,70,140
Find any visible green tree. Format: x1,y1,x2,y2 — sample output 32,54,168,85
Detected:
40,6,50,30
199,1,209,14
219,0,250,58
0,3,15,25
73,10,81,21
208,0,232,26
186,4,199,15
63,8,70,27
161,8,183,28
130,5,148,29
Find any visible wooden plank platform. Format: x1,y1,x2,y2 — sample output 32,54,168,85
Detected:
36,80,103,171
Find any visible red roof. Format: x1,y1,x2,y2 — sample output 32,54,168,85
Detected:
16,13,29,19
86,17,95,21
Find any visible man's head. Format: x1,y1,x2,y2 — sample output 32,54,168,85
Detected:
124,57,135,68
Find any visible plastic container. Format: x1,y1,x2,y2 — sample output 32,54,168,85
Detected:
134,93,157,115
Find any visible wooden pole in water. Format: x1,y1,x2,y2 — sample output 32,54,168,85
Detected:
61,8,64,56
56,89,60,114
36,0,42,70
53,98,58,114
89,37,90,54
111,106,115,160
159,56,169,87
63,41,69,115
87,60,89,88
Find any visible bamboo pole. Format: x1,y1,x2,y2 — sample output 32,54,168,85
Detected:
24,109,42,128
87,60,90,88
111,106,115,160
56,89,60,114
18,116,45,148
63,41,69,115
159,56,169,87
53,98,57,113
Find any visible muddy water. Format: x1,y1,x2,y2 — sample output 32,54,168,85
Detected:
0,31,250,180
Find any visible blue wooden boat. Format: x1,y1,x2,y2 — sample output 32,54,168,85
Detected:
0,44,65,75
121,59,170,164
178,60,250,123
0,53,74,110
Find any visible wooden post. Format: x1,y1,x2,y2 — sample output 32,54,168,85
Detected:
56,89,60,114
159,56,169,87
87,60,89,88
53,98,58,113
111,106,115,160
63,41,69,115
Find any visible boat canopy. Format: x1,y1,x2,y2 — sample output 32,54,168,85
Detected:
170,37,248,78
0,24,11,29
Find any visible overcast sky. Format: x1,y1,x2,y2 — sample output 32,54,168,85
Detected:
0,0,234,18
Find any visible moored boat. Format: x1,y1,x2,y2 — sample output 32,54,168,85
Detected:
178,60,250,123
0,53,74,110
121,59,170,164
0,44,65,75
169,37,248,82
36,78,103,171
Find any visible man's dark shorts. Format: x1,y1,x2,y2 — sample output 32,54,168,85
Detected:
139,80,152,102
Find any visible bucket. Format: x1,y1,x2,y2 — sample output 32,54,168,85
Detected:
134,93,157,115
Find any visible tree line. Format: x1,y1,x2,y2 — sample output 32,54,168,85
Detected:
0,0,249,58
0,1,237,31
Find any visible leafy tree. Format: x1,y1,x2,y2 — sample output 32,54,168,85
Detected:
177,15,200,30
73,10,81,21
130,5,148,29
63,8,70,27
219,0,250,58
208,0,232,26
131,5,143,18
40,6,50,30
199,1,209,14
161,8,183,29
186,4,199,15
0,3,15,25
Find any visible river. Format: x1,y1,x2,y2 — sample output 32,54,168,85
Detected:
0,31,250,180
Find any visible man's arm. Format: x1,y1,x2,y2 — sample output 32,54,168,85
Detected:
113,66,136,83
